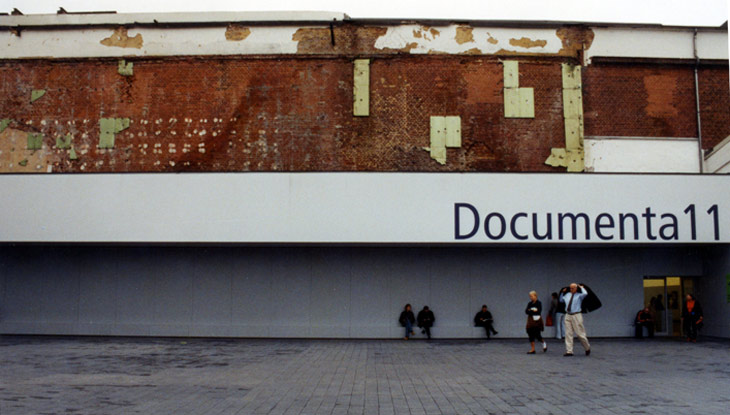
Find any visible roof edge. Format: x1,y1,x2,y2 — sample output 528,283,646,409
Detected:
0,11,727,31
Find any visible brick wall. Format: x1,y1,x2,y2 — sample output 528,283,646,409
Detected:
1,56,728,173
583,63,730,144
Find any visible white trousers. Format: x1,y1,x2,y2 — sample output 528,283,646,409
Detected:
564,313,590,354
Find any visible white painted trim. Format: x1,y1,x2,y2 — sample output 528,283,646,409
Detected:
586,27,728,63
704,135,730,173
0,11,348,26
584,138,701,173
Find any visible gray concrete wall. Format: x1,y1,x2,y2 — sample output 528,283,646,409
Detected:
700,246,730,338
0,246,706,338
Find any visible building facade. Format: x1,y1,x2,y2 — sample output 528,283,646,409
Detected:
1,11,729,338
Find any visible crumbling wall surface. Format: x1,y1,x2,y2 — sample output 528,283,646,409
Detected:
0,56,565,173
1,56,727,173
582,63,730,143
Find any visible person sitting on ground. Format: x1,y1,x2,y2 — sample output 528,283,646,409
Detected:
474,305,498,339
634,307,654,338
399,304,416,340
417,306,435,340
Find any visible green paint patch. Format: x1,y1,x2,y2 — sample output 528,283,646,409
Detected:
69,146,78,160
18,159,28,166
30,89,46,103
118,60,134,76
99,117,130,149
0,118,11,133
56,133,72,149
27,133,43,150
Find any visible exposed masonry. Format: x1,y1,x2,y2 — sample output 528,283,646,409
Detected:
0,17,728,174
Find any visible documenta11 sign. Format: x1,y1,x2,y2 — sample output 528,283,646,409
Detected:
0,173,728,244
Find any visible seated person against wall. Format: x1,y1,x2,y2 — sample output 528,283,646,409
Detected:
474,305,498,339
634,307,654,338
417,306,435,340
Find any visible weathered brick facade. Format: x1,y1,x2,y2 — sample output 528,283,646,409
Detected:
0,22,728,173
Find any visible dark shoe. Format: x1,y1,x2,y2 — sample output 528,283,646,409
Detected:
527,351,536,354
411,331,415,336
543,345,548,353
563,353,574,357
585,349,591,356
421,329,425,334
493,331,498,335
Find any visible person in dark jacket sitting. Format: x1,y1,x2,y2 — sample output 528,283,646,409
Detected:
474,305,498,339
399,304,416,340
417,306,435,340
634,307,654,338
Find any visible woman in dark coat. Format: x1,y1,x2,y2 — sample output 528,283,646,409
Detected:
682,294,704,342
399,304,416,340
525,290,547,354
417,306,435,340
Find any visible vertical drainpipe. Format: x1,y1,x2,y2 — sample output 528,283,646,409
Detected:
693,29,704,173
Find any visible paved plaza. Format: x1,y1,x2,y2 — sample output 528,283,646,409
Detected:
1,335,729,415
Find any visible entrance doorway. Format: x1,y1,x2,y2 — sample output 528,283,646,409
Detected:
643,277,696,337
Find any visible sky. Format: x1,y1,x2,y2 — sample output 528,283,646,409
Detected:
2,0,729,27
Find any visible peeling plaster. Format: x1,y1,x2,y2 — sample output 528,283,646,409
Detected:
374,25,562,55
556,27,594,59
56,133,72,149
27,133,43,150
117,60,133,76
100,27,143,49
99,118,130,149
546,64,585,172
0,127,57,173
455,26,474,45
425,116,461,165
509,37,548,49
225,24,251,41
30,90,46,103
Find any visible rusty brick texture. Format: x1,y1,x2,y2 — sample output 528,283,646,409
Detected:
583,63,730,145
0,56,728,173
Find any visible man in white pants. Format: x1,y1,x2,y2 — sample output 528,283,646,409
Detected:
560,283,591,356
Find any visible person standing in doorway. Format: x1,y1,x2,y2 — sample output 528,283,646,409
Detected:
682,294,704,342
399,304,416,340
474,305,498,339
560,283,591,356
525,291,547,354
417,306,435,340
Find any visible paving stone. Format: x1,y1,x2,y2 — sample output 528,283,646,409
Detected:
1,337,729,414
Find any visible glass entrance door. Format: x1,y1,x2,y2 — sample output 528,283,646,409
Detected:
643,278,668,335
643,276,696,337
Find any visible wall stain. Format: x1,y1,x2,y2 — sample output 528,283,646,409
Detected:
225,25,251,41
644,75,678,117
100,27,143,49
455,26,475,45
509,37,548,49
556,27,594,58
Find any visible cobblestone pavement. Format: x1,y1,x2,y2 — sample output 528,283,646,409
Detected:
1,336,729,415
